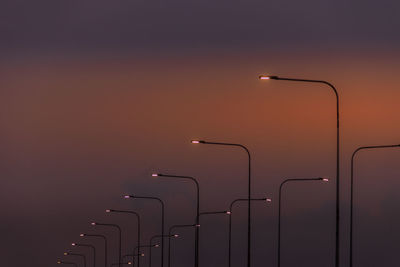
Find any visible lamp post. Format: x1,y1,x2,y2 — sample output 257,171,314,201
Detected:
91,222,122,267
80,233,107,267
124,195,165,267
350,144,400,267
260,75,340,267
64,252,86,267
228,198,272,267
152,173,199,267
106,209,141,267
191,140,252,267
57,260,78,267
278,177,329,267
198,211,231,267
168,224,198,267
149,235,178,267
71,243,96,267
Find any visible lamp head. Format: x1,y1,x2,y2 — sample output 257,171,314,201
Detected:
57,261,61,264
173,234,179,238
128,262,132,265
141,253,145,257
151,173,159,177
63,252,68,256
259,75,279,80
195,224,201,227
71,243,76,246
154,244,160,248
322,177,329,182
266,198,272,202
105,209,111,213
91,222,96,226
79,233,85,237
191,140,205,144
226,211,231,215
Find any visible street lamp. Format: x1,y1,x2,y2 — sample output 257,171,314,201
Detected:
124,195,165,267
350,144,400,267
91,222,122,267
191,139,252,267
149,234,178,267
260,74,340,267
64,252,86,267
80,233,108,267
71,243,96,267
228,198,272,267
152,172,199,267
278,177,329,267
168,224,198,267
106,209,141,267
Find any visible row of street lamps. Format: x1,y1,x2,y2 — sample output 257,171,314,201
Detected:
56,75,399,267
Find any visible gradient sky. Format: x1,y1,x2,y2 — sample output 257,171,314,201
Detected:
1,1,400,267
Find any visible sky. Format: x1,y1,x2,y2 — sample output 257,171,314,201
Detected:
1,1,400,267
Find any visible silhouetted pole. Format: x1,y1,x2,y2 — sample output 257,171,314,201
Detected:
71,243,96,267
149,234,177,267
168,224,198,267
260,75,340,267
228,198,271,267
152,173,199,267
125,195,165,267
278,177,329,267
92,222,122,267
57,260,78,267
191,140,251,267
64,252,86,267
80,233,108,267
106,209,141,267
198,211,231,267
350,144,400,267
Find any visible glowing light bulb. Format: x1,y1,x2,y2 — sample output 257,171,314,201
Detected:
191,140,200,144
105,209,111,213
151,173,158,177
226,211,231,215
173,234,179,238
71,243,76,246
80,233,84,237
124,195,131,199
322,178,329,182
266,198,272,202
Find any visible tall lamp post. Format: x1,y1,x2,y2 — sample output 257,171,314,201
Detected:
350,144,400,267
191,140,252,267
71,243,96,267
57,260,78,267
64,252,86,267
80,233,108,267
228,198,272,267
278,177,329,267
149,234,178,267
168,224,198,267
91,222,122,267
198,211,231,267
124,195,165,267
106,209,141,267
260,75,340,267
152,172,199,267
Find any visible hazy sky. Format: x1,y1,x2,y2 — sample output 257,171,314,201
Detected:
1,1,400,267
